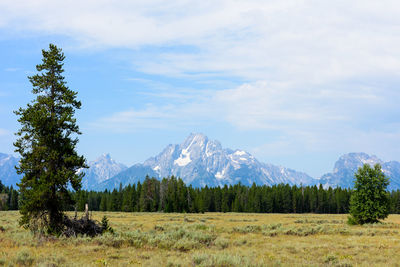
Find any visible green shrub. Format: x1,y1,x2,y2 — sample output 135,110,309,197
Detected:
233,238,248,246
347,216,358,225
324,254,338,264
15,250,34,266
173,238,200,251
101,216,114,234
232,225,261,233
215,237,229,249
111,223,217,251
193,254,208,265
192,253,261,267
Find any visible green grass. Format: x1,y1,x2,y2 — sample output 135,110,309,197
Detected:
1,211,400,266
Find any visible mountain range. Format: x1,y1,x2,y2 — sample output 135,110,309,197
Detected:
1,133,400,191
95,133,315,190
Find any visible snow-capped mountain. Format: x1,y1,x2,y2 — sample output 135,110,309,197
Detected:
0,153,21,187
319,152,400,190
79,154,127,190
144,133,316,187
3,143,400,191
100,133,316,190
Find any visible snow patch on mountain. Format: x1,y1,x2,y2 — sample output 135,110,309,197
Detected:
174,148,192,166
234,150,246,156
153,165,160,171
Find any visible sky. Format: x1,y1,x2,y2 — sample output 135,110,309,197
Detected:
0,0,400,178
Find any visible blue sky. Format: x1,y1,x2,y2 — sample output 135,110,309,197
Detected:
1,1,400,177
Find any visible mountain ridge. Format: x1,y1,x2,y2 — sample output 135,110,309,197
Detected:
97,133,317,190
320,152,400,190
2,134,400,191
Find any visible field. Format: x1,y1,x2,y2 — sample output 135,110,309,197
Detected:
1,212,400,266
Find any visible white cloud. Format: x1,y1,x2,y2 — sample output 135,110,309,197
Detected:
92,78,390,132
89,102,212,133
1,0,400,83
91,78,399,165
3,0,399,164
90,106,174,132
213,81,385,130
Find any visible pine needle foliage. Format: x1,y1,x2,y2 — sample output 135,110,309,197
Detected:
14,44,87,235
348,164,390,225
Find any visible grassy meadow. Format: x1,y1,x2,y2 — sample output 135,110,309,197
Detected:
1,211,400,266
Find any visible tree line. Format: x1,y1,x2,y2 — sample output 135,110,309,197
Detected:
72,176,352,214
3,176,400,213
0,180,19,210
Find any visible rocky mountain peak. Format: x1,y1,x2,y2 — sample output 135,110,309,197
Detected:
79,154,127,189
138,133,315,188
333,152,383,173
94,153,117,165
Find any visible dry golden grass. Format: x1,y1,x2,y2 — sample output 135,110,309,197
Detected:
1,211,400,266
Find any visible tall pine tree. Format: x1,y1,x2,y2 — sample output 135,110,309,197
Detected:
14,44,87,235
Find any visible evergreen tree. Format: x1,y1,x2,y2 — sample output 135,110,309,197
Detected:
110,189,121,211
139,178,149,211
8,186,19,210
391,190,400,214
214,187,222,212
76,190,87,211
159,178,168,211
130,184,137,212
121,185,132,212
348,164,390,224
14,44,87,235
221,185,230,212
0,193,8,211
99,194,107,211
135,182,142,211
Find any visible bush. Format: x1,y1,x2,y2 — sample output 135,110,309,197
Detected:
215,237,229,249
348,164,390,225
192,253,261,267
173,238,200,251
101,216,114,234
233,238,248,246
97,223,217,251
15,250,34,266
347,216,358,225
232,225,261,233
